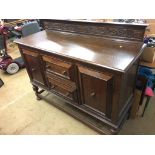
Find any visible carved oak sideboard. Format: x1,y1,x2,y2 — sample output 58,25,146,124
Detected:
15,20,147,134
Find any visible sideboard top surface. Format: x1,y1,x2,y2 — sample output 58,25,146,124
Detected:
15,30,144,72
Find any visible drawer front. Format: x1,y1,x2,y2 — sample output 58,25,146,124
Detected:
43,55,72,79
22,49,46,86
46,71,77,101
78,66,113,117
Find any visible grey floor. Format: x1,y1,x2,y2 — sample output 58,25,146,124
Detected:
119,96,155,134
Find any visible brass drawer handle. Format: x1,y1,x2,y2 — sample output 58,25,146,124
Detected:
51,85,55,89
45,26,49,29
62,70,67,75
90,92,96,97
31,68,36,71
46,65,50,69
65,92,70,96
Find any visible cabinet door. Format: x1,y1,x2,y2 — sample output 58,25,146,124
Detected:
22,49,45,86
78,66,113,117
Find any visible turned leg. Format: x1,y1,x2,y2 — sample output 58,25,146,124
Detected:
32,85,41,100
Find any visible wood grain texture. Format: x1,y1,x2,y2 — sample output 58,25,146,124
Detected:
15,30,145,72
22,49,45,86
78,65,113,117
41,19,147,41
15,20,146,134
43,55,72,79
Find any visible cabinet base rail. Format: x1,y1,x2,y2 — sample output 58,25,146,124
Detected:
33,86,128,135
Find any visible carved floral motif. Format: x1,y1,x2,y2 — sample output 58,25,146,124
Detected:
43,21,144,41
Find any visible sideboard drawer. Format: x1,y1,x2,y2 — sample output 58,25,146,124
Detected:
42,55,72,79
48,78,75,101
46,71,77,102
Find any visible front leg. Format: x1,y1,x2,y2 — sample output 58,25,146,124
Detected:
32,85,41,100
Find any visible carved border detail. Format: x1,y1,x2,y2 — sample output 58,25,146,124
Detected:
43,21,145,41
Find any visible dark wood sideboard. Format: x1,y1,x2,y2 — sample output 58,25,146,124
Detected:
15,19,147,134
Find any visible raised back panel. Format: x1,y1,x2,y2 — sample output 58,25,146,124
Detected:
41,19,147,41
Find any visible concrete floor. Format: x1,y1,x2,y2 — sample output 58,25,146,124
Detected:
0,44,155,135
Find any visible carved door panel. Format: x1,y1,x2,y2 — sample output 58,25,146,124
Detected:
78,66,113,117
22,49,45,86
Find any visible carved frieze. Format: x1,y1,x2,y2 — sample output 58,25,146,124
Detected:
43,21,145,41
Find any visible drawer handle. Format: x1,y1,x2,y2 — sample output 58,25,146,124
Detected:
62,71,67,75
90,92,96,97
31,68,36,71
51,85,55,89
46,65,50,69
65,92,70,96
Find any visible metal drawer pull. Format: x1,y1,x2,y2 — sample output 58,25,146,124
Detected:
62,70,67,75
31,68,36,71
46,65,50,68
65,92,70,96
90,92,96,97
51,85,55,89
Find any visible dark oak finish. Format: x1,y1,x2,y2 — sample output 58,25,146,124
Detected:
46,71,77,102
78,66,113,118
22,49,46,86
15,19,147,134
43,55,72,79
41,19,147,41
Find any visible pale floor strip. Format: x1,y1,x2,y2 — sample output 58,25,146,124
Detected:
0,91,30,111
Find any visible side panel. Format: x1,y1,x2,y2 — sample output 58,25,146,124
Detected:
118,60,139,117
